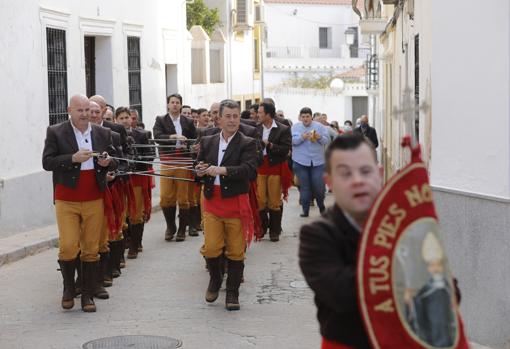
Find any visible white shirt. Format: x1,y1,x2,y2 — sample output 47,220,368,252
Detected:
71,121,94,170
262,119,278,155
170,114,183,147
214,131,236,185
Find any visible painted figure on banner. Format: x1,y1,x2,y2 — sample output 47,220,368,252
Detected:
356,136,469,349
394,219,456,348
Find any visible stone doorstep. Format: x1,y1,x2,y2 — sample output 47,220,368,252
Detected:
0,195,162,267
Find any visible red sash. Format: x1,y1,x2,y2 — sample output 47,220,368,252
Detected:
257,156,293,201
54,170,101,202
202,186,255,246
321,338,354,349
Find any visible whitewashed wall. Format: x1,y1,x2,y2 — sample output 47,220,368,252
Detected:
0,0,189,236
268,88,352,124
430,0,510,199
265,3,358,49
204,0,261,101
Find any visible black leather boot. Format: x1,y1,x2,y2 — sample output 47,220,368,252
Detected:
94,254,109,299
138,224,144,252
74,255,82,296
225,259,244,311
58,260,76,309
110,240,122,278
188,206,200,237
163,207,177,241
127,223,143,259
268,209,282,242
104,248,113,287
119,234,127,275
259,209,269,238
176,208,190,242
205,257,223,303
81,261,97,312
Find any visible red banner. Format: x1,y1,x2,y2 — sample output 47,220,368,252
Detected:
357,148,469,349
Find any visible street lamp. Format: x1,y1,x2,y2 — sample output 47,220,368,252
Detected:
345,27,356,45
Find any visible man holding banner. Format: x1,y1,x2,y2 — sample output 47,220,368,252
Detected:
299,135,381,349
299,134,468,349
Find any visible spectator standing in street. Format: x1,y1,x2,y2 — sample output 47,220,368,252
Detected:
354,115,379,149
291,107,330,217
319,113,339,142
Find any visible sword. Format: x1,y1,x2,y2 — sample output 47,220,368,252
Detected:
115,171,198,182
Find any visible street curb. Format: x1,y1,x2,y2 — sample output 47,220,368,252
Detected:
0,196,162,268
0,228,58,267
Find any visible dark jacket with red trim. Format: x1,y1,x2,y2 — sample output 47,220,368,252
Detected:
197,132,258,199
196,124,263,165
153,113,197,146
42,121,116,193
299,204,371,349
256,120,292,166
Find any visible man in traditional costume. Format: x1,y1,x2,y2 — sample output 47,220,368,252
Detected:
256,102,292,241
195,99,258,311
153,94,197,242
299,135,382,348
43,94,115,312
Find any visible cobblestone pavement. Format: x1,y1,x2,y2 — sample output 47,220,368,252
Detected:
0,188,325,349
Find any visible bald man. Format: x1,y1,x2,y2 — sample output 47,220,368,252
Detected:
90,95,128,153
43,94,116,312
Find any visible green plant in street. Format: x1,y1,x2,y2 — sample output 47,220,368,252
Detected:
186,0,220,36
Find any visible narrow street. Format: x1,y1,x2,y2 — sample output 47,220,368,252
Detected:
0,189,327,349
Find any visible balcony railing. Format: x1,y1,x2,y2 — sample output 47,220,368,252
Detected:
308,47,342,58
266,46,370,59
266,46,302,58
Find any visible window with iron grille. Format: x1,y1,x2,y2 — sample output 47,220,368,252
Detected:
128,36,142,120
236,0,247,25
46,28,68,125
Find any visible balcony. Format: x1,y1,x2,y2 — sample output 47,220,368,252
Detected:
308,47,342,58
266,46,302,59
266,46,371,60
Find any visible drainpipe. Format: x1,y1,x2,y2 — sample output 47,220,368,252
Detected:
260,23,265,99
227,1,233,98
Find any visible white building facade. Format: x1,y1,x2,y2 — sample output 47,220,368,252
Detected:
186,0,263,110
0,0,190,238
263,0,368,123
361,0,510,346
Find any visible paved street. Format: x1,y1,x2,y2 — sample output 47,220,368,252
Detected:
0,188,325,349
